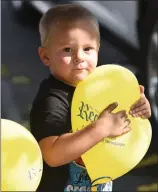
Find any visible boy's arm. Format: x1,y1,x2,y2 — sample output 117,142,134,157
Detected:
31,92,129,167
39,119,107,167
31,92,108,167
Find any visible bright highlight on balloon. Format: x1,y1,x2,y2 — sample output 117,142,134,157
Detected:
71,64,152,186
1,119,43,191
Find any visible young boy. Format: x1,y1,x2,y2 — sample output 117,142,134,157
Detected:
30,4,151,192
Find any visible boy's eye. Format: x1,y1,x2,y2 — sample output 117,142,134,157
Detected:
84,47,93,51
63,48,72,52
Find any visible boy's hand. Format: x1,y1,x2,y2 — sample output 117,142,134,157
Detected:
129,85,151,119
99,102,131,137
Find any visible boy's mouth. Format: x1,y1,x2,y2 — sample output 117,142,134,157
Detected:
73,68,87,71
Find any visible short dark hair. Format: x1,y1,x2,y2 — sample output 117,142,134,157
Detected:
39,4,100,46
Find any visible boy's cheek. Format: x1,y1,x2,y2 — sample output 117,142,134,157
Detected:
88,57,98,72
90,53,98,63
60,56,71,66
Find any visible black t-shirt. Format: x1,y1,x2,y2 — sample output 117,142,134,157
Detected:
30,75,113,192
30,75,75,192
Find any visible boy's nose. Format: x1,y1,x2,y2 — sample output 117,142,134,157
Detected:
73,50,85,64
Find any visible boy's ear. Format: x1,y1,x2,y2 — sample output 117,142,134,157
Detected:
97,43,100,51
38,46,50,67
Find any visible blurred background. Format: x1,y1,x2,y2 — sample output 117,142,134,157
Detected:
1,0,158,191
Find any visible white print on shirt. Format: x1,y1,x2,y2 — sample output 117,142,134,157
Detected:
65,185,91,191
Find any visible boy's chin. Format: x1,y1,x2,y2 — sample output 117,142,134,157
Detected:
68,73,89,86
74,73,89,81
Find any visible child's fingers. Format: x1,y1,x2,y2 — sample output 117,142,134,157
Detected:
131,109,149,117
130,98,145,110
129,104,146,114
122,126,131,135
139,85,145,94
141,113,151,119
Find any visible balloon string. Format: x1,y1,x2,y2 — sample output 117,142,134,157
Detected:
91,176,112,187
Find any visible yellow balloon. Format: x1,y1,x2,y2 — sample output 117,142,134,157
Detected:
71,64,152,186
1,119,43,191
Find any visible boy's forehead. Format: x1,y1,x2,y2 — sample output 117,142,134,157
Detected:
51,20,98,43
54,31,98,47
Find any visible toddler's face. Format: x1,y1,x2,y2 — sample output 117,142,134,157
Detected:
40,19,99,86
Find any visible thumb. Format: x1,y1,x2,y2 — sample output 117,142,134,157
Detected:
105,102,118,113
139,85,145,94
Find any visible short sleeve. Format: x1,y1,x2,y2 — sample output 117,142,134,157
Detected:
30,91,71,142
